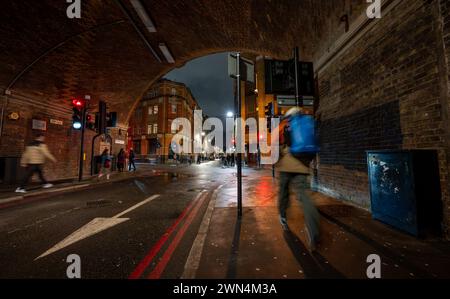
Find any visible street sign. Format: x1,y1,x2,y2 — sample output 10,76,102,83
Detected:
265,59,315,96
277,95,314,107
228,54,255,83
50,119,63,126
32,119,47,131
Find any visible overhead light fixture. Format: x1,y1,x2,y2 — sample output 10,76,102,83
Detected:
159,43,175,64
130,0,157,33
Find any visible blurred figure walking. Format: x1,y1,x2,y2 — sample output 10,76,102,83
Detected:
98,149,112,180
128,148,137,172
16,135,56,193
117,149,126,172
276,108,320,252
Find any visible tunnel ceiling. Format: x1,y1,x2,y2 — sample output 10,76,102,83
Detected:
0,0,367,123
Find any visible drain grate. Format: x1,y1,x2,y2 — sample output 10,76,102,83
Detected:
86,199,112,207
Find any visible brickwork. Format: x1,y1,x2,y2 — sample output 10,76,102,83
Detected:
316,0,450,236
439,0,450,237
0,92,81,182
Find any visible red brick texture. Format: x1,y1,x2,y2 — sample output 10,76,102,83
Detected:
315,0,450,237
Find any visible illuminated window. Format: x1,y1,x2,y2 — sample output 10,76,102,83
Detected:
147,125,152,135
154,105,159,115
171,104,177,114
153,124,158,134
169,119,177,134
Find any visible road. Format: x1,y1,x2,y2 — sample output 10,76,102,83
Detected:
2,161,450,280
0,161,229,279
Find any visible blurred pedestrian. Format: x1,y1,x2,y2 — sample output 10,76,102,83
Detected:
276,107,320,252
98,149,112,180
16,134,57,193
128,148,137,172
257,146,262,169
117,149,126,172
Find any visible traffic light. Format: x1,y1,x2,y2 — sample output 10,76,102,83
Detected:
72,98,85,130
265,102,273,133
106,112,118,128
85,113,96,131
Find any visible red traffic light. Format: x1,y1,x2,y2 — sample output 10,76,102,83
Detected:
72,98,85,108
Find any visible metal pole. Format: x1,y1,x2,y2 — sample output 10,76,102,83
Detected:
236,53,243,219
294,47,302,107
78,107,87,182
0,95,8,138
91,133,101,176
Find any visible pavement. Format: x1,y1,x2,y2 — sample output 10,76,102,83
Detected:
194,168,450,279
0,161,449,279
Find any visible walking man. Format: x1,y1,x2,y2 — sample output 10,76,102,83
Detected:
128,148,137,172
16,135,57,193
275,108,320,252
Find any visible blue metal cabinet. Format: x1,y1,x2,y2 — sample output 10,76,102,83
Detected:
367,150,442,237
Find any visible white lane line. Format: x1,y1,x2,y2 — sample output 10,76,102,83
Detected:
182,185,224,279
113,195,159,219
35,194,160,260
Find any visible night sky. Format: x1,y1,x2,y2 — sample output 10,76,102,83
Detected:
164,52,235,119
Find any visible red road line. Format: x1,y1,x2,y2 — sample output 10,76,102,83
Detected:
129,192,206,279
148,192,208,279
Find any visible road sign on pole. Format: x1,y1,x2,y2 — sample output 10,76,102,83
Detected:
228,54,254,83
229,53,245,219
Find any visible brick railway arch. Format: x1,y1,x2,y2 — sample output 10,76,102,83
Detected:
124,47,274,124
1,1,450,238
0,0,369,127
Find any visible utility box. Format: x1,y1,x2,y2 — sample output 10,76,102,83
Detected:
367,150,442,237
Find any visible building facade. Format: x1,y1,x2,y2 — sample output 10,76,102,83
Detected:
128,79,200,161
237,55,316,166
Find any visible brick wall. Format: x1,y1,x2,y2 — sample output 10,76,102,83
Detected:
0,91,127,184
439,0,450,237
0,92,81,183
315,0,450,236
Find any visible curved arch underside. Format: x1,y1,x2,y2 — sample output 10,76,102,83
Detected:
0,0,367,124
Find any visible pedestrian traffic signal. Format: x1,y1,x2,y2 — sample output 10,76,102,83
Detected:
106,112,117,128
72,98,86,130
85,113,96,131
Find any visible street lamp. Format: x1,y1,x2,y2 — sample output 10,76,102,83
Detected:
226,111,234,118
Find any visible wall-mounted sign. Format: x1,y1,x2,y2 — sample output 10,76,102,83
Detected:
8,112,20,120
32,119,47,131
115,140,125,145
277,95,314,107
50,119,64,126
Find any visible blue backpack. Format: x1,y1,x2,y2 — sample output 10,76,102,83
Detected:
288,113,319,164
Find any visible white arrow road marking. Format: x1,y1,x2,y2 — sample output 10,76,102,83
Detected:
36,195,160,260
